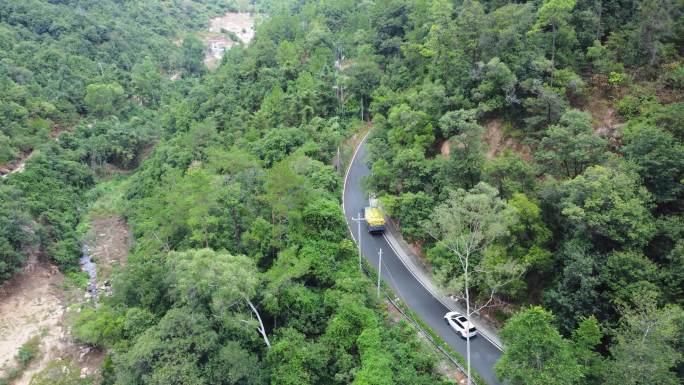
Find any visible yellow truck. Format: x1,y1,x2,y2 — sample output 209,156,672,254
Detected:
364,206,386,233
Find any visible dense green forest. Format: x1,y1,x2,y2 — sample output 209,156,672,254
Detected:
1,0,683,384
68,1,464,384
361,0,684,384
1,1,463,384
0,0,237,281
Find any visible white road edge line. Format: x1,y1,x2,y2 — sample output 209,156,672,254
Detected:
382,232,502,350
342,131,371,243
341,130,503,352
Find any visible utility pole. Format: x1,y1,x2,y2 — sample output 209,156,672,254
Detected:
336,146,341,174
350,213,365,271
377,248,382,298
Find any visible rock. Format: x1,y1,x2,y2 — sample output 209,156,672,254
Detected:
79,347,91,361
80,367,89,378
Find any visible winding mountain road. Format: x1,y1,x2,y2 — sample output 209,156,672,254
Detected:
342,135,502,385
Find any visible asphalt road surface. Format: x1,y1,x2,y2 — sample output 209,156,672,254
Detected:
342,137,502,385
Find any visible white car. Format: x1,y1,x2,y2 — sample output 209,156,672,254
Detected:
444,311,478,338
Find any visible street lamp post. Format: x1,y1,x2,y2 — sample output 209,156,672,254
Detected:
377,248,382,298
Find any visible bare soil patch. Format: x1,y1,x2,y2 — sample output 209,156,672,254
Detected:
482,119,533,162
439,140,451,158
436,360,469,384
0,259,64,377
209,12,256,43
385,300,403,323
0,214,128,384
203,12,256,69
580,90,624,146
0,258,102,385
0,151,31,179
89,215,130,283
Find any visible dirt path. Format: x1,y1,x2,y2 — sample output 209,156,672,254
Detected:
0,152,30,179
0,255,104,385
1,126,69,179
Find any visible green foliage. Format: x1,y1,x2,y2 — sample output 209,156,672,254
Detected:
536,109,608,178
180,35,207,75
17,336,41,366
604,291,684,385
608,71,628,85
381,192,434,240
586,40,623,75
495,306,583,385
472,58,518,113
3,0,684,383
114,308,220,385
386,104,435,152
84,83,125,117
67,4,460,383
531,0,577,67
0,0,233,284
571,316,604,384
71,307,124,348
0,186,33,281
166,248,258,318
131,58,166,107
483,150,538,198
560,165,656,248
622,122,684,204
543,240,609,334
353,327,393,385
504,193,553,273
426,182,523,300
601,250,660,305
267,328,328,385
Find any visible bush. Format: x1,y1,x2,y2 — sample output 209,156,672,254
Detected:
617,95,641,118
662,62,684,90
608,71,628,86
71,307,123,348
17,336,41,366
0,336,42,385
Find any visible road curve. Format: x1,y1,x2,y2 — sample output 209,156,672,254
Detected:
342,135,502,385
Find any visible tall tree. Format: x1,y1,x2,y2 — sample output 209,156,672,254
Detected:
495,306,583,385
536,109,608,178
622,122,684,204
167,248,270,347
531,0,577,68
560,165,656,248
543,240,607,334
131,57,165,107
571,316,604,384
604,290,684,385
179,35,206,75
425,182,522,385
436,109,485,189
84,82,125,117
